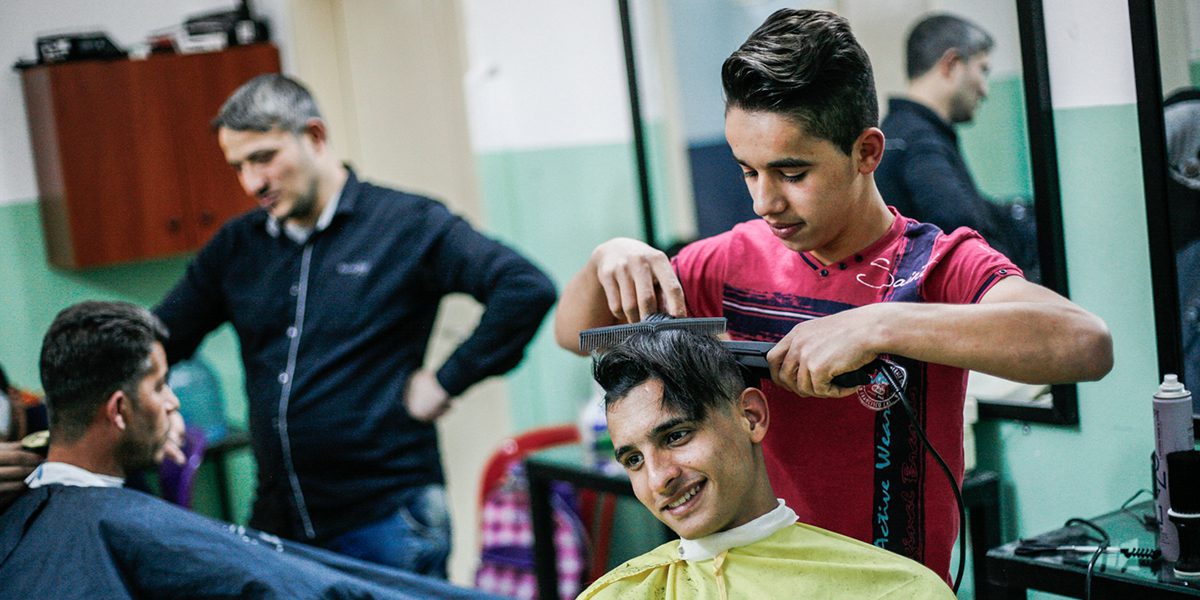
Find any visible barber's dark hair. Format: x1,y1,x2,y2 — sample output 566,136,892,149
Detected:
39,301,168,443
592,330,745,423
722,8,878,155
905,14,994,80
212,73,323,133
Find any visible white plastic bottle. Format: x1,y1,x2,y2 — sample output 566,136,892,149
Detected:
1155,374,1195,562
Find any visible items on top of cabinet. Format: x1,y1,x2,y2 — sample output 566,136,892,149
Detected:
12,2,269,68
35,32,126,65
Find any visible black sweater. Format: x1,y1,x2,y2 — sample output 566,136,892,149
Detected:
155,168,556,542
875,97,1034,271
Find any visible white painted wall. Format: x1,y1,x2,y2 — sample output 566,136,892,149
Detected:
1043,0,1137,108
462,0,631,153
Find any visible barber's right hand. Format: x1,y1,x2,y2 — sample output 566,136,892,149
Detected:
591,238,687,324
0,441,42,494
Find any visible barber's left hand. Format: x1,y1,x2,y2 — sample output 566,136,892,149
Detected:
159,411,187,466
404,369,452,423
767,305,882,398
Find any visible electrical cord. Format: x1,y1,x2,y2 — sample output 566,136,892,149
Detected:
877,364,966,594
1119,488,1156,531
1010,494,1162,599
1064,518,1111,600
1014,514,1168,599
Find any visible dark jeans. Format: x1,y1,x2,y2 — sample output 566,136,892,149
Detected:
322,484,452,579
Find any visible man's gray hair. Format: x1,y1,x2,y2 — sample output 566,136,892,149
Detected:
212,73,323,133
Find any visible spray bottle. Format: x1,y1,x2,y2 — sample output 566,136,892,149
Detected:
1155,374,1195,562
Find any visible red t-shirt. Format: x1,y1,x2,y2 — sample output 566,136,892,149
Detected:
673,210,1019,580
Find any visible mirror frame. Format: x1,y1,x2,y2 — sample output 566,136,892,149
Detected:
1127,0,1197,431
976,0,1078,424
618,0,1078,424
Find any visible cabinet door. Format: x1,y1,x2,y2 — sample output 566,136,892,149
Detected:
21,45,281,269
24,59,195,268
169,44,281,245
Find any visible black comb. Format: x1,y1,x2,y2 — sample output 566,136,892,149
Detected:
578,314,727,353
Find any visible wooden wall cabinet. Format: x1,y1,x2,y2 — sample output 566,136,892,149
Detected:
20,44,281,269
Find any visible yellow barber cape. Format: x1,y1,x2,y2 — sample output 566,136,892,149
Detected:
578,522,954,600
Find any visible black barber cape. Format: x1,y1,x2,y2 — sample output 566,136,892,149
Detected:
0,485,499,600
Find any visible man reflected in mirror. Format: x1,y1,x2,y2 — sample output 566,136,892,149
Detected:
875,13,1040,280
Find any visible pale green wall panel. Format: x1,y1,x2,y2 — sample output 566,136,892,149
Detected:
975,103,1159,542
643,120,690,249
477,138,680,432
477,143,638,431
474,132,698,565
0,201,253,522
959,75,1033,201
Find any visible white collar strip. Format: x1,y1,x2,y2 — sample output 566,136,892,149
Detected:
266,182,344,243
25,462,124,489
677,499,798,562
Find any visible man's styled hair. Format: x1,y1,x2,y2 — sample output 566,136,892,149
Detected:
722,8,879,155
39,301,169,443
592,330,745,423
212,73,323,133
905,14,994,80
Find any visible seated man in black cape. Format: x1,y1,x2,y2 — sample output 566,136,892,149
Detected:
0,300,497,600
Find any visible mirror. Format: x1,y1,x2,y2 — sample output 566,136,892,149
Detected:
620,0,1077,424
1129,0,1200,428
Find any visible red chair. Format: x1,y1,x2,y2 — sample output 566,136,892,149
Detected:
477,424,618,588
477,425,580,511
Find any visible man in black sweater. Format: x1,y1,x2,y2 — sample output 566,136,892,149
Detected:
154,74,556,578
875,14,1038,279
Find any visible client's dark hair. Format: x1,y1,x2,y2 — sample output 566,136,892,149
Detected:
592,330,745,422
39,301,168,443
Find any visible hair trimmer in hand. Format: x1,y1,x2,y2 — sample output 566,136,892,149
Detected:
722,340,896,388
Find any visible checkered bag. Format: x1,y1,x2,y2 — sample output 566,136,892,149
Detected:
475,463,587,600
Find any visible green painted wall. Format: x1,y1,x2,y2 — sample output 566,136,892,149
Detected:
975,102,1157,542
959,75,1033,201
477,124,681,433
0,201,255,523
476,134,680,561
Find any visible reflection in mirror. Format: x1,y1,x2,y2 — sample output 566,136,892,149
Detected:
1129,0,1200,425
622,0,1075,423
869,5,1039,284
